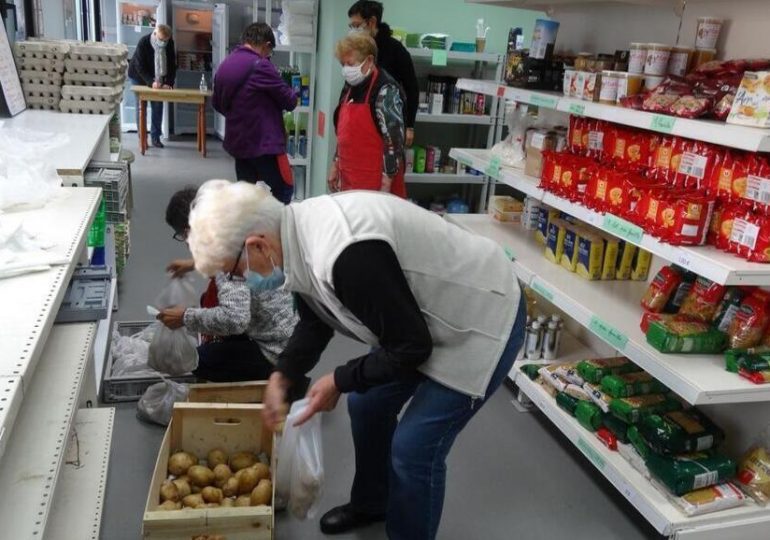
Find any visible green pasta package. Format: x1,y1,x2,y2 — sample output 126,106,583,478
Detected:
576,356,640,384
646,319,727,354
646,451,736,496
609,394,682,424
638,410,725,455
601,372,668,398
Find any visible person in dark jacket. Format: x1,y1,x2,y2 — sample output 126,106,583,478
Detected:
212,23,298,204
128,24,177,148
348,1,418,147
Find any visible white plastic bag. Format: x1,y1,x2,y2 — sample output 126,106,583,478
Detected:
276,398,324,519
148,277,199,376
136,378,189,426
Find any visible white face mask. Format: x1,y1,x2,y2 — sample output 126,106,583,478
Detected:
342,61,369,86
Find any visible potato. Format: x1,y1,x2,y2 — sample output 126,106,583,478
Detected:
237,467,259,495
221,476,239,498
250,479,272,506
234,495,252,507
251,463,271,482
168,451,198,476
221,497,235,508
172,478,191,498
182,494,204,508
188,465,215,487
159,480,180,502
207,448,228,469
202,486,224,504
213,464,233,486
191,485,202,494
157,500,182,511
198,503,220,509
229,451,258,472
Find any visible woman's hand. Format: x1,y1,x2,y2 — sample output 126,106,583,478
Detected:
327,161,340,193
405,128,415,147
166,258,195,278
380,174,393,193
157,306,186,329
152,81,161,89
293,373,340,427
264,372,290,431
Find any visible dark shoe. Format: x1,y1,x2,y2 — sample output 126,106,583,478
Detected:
320,503,385,534
152,138,165,148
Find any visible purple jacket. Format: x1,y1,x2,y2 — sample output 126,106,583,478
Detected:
213,46,298,159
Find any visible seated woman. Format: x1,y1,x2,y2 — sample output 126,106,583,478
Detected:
159,187,300,385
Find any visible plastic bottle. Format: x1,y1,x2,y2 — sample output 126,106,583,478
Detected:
199,74,207,92
524,320,542,360
298,130,307,158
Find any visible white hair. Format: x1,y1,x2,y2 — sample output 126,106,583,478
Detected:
188,180,285,276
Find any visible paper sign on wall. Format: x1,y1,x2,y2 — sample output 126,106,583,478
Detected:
0,22,25,117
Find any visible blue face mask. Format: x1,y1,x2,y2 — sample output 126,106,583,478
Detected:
244,247,285,291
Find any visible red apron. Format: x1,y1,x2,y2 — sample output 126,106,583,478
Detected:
336,68,407,198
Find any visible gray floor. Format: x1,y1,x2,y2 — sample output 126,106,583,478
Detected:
100,136,662,539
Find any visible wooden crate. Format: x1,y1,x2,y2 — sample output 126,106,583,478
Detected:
143,403,275,539
187,381,267,404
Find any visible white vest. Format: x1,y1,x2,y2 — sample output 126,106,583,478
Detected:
280,192,521,398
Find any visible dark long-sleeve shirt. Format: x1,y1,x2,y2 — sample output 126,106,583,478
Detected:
275,240,433,393
375,23,418,129
128,34,177,87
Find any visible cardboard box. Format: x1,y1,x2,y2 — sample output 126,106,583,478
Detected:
143,403,275,539
525,130,556,178
187,381,267,404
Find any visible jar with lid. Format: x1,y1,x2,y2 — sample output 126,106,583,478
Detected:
628,43,648,74
668,46,694,77
574,52,593,72
644,44,672,76
695,17,723,50
693,48,717,69
599,71,620,105
616,72,643,102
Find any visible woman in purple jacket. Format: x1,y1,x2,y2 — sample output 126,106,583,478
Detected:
212,23,298,204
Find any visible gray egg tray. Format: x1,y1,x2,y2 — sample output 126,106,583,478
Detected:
65,58,128,77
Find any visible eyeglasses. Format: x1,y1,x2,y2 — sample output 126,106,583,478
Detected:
172,231,187,242
228,242,246,281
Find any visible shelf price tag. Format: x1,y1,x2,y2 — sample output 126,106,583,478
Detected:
531,280,554,302
577,437,606,471
676,253,693,270
568,103,585,116
603,214,644,244
530,94,558,109
589,316,628,351
497,86,506,97
485,155,501,179
650,114,676,134
432,50,448,66
503,246,515,261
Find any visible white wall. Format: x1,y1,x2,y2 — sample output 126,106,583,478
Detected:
543,0,770,59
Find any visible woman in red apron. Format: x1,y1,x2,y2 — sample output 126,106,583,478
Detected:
329,33,406,198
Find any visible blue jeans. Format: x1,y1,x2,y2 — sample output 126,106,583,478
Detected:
347,296,527,540
130,78,163,141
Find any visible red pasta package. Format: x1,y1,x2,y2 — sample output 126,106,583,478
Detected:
670,95,714,119
715,203,748,251
651,136,677,183
741,155,770,215
641,265,684,313
728,290,770,349
643,93,679,113
710,151,743,202
707,202,725,245
673,141,723,191
668,195,716,245
540,150,557,192
619,93,645,110
569,116,587,155
679,276,727,322
729,212,764,258
559,155,593,202
746,216,770,263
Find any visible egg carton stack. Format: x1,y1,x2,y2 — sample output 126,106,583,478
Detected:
13,41,69,110
61,42,128,114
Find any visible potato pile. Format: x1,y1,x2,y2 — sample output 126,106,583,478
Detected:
158,449,272,511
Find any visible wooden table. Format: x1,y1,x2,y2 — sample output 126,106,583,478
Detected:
131,86,213,157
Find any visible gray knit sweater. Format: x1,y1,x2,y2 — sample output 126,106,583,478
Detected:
182,273,298,364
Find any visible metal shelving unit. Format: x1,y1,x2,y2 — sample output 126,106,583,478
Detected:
406,172,485,185
47,408,115,540
0,323,96,538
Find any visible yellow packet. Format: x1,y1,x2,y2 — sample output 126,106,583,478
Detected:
576,232,604,280
535,207,558,245
545,218,567,264
631,248,652,281
560,225,580,272
601,236,620,280
616,241,638,281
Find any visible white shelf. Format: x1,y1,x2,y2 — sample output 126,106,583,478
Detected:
289,157,309,166
451,147,770,286
456,79,770,153
406,172,485,185
274,44,315,55
0,111,113,177
89,276,117,405
0,188,101,384
46,407,115,540
447,214,770,405
469,0,677,7
0,323,95,538
407,47,501,64
416,112,495,125
0,377,23,462
514,367,770,538
293,105,311,114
